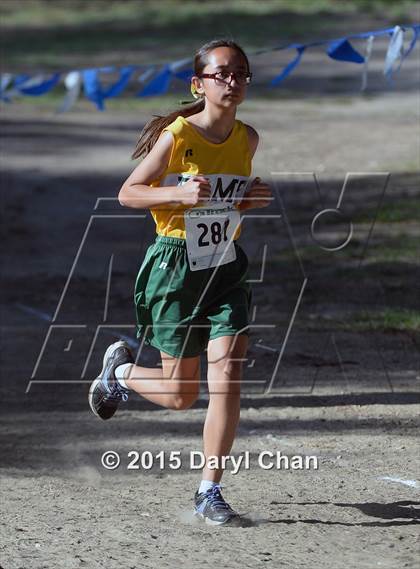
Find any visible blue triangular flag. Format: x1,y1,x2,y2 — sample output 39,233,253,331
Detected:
271,46,306,86
327,39,364,63
82,69,105,110
103,66,135,98
138,65,172,97
20,73,61,95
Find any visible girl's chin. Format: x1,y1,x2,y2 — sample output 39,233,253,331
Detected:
221,95,242,105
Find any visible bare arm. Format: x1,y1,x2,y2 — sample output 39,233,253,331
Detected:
119,131,211,210
118,131,184,210
237,124,261,211
245,124,260,160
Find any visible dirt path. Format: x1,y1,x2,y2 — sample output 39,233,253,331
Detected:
1,404,419,569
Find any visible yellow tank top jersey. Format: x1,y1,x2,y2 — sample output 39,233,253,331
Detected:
148,115,252,240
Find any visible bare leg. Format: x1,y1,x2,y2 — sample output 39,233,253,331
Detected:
201,334,248,483
123,351,201,410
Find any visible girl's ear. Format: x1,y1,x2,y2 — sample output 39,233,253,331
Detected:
191,76,205,98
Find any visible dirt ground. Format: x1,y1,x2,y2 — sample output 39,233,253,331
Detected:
1,32,420,568
0,404,419,569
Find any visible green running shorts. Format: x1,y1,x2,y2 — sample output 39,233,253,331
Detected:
134,235,252,358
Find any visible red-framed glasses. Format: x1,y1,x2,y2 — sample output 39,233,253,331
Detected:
198,70,252,86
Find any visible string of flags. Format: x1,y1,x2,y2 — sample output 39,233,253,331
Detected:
1,24,418,112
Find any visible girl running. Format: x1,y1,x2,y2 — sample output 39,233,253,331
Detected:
89,38,271,525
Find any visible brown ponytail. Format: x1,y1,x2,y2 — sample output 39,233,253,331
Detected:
131,38,251,160
131,98,205,160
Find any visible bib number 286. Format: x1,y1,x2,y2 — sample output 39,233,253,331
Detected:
184,206,240,271
197,218,229,247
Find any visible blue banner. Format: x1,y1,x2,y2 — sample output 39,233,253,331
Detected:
1,23,418,110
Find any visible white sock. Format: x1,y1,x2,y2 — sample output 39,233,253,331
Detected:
115,363,133,390
199,480,218,494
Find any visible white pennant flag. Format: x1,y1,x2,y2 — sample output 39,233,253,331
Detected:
361,35,375,91
57,71,81,113
0,73,13,93
384,25,404,79
169,57,193,72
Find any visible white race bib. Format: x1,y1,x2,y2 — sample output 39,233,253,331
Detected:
184,203,241,271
